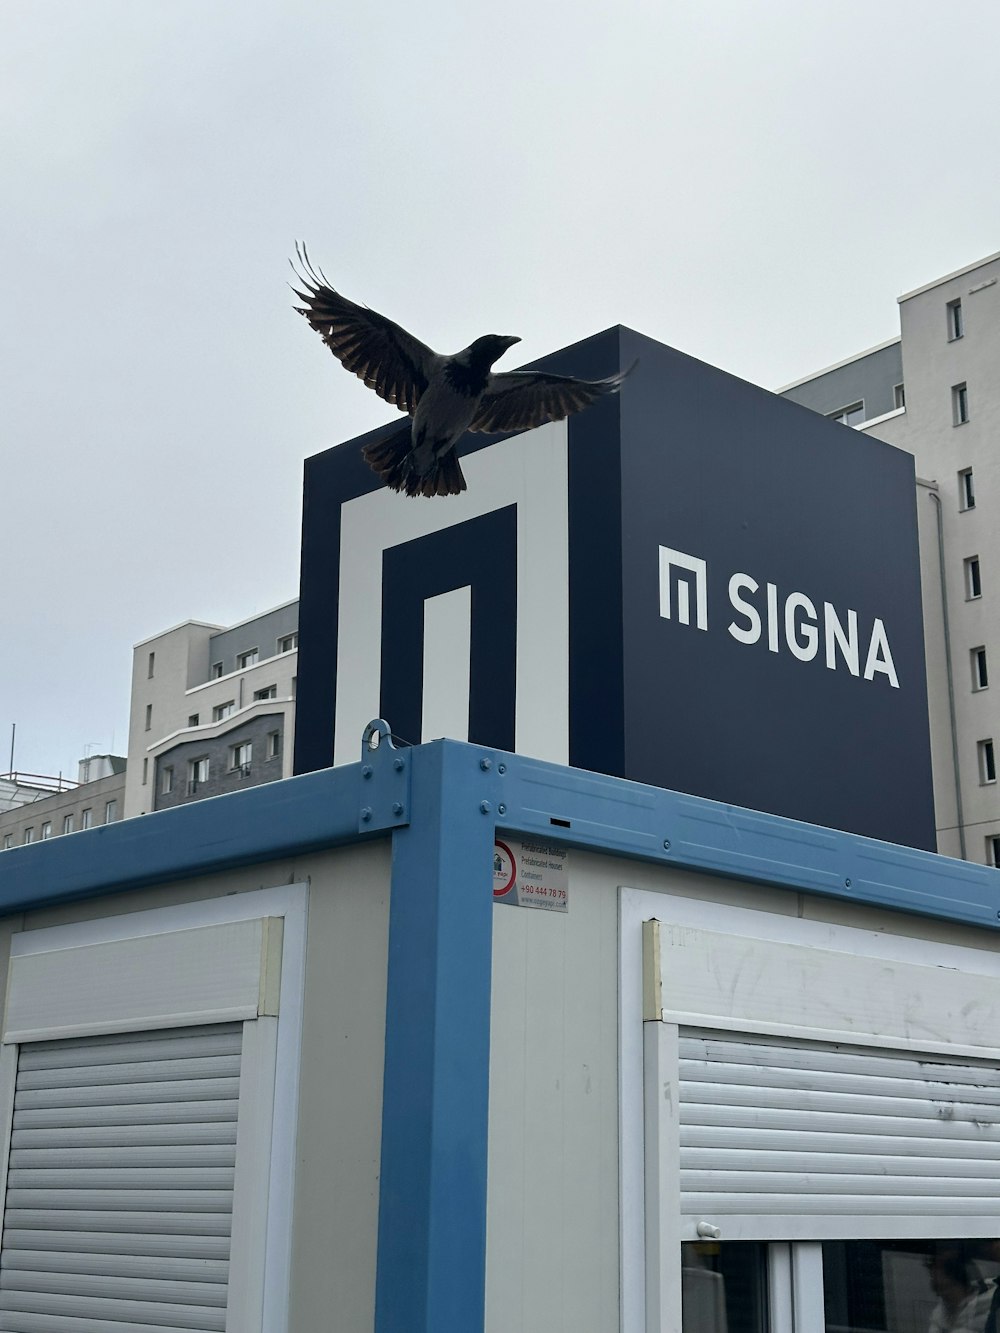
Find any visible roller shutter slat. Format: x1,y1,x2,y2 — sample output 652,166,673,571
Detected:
0,1024,241,1330
14,1078,240,1110
17,1057,242,1091
5,1190,234,1213
0,1250,227,1281
11,1122,238,1149
18,1031,242,1070
4,1211,231,1236
0,1270,227,1306
12,1101,237,1130
679,1125,1000,1158
2,1231,229,1260
10,1146,236,1169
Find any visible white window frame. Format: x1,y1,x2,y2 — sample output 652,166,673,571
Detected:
978,738,997,784
61,814,73,835
277,633,298,654
237,648,259,670
39,822,51,840
893,382,905,410
965,555,982,600
213,700,236,722
959,466,975,510
972,646,989,692
80,808,92,830
953,381,970,425
618,888,1000,1333
948,298,964,341
0,883,306,1332
231,741,253,771
826,400,865,427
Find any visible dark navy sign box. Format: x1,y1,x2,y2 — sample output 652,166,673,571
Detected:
295,326,935,851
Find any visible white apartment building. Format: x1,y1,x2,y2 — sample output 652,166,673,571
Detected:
780,250,1000,864
125,600,298,818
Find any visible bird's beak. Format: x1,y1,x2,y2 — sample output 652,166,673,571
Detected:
501,336,521,350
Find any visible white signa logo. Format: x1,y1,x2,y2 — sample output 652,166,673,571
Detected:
658,544,899,688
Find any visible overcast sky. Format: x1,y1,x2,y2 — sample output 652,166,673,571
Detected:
4,0,1000,777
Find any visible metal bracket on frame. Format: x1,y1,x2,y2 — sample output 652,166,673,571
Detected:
358,719,412,833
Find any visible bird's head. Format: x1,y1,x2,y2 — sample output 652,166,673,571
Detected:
466,333,521,371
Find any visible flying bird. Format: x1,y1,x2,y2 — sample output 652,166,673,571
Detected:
291,244,634,497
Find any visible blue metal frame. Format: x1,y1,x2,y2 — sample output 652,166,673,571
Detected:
0,734,998,1332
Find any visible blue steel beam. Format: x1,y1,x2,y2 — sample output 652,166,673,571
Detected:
489,750,1000,931
374,738,500,1333
0,764,364,914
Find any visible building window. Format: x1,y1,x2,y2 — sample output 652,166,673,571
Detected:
827,401,865,427
959,467,975,510
142,757,148,785
80,809,92,830
230,742,252,773
213,701,235,722
22,829,32,845
40,822,51,840
892,383,905,410
161,766,174,795
188,757,209,792
2,834,11,850
144,703,152,731
253,685,277,701
947,298,964,340
211,661,224,679
104,800,117,824
952,382,969,425
237,649,259,670
965,555,983,600
277,633,298,654
267,730,281,760
978,739,997,785
972,647,989,691
188,713,200,727
987,834,1000,867
62,814,73,835
147,650,155,678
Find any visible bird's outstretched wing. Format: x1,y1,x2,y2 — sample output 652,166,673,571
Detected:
469,362,635,434
291,244,436,413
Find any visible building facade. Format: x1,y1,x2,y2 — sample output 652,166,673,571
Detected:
779,250,1000,865
125,600,298,818
0,758,126,849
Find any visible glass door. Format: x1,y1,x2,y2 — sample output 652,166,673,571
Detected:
681,1240,1000,1333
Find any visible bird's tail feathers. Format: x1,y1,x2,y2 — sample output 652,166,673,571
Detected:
361,430,467,498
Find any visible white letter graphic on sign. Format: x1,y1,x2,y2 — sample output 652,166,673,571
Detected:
864,618,900,688
659,546,708,631
824,603,860,675
784,592,819,662
728,574,761,644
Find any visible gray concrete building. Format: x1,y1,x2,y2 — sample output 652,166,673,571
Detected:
0,757,126,849
125,600,298,818
778,249,1000,865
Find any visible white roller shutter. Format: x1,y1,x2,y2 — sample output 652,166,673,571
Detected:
0,1022,242,1331
678,1028,1000,1239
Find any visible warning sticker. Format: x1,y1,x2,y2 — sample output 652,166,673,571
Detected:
493,838,568,912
